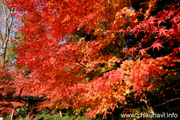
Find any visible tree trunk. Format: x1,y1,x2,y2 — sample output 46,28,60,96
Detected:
0,0,14,66
0,42,8,65
10,103,15,120
143,97,155,114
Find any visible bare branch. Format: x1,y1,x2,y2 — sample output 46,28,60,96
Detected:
73,51,86,68
154,98,180,107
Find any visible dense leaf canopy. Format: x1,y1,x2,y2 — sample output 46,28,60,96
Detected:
2,0,180,118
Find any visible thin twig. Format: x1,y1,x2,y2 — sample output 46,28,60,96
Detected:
73,51,86,68
154,98,180,107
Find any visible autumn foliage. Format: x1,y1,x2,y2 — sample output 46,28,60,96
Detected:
0,66,26,117
2,0,180,118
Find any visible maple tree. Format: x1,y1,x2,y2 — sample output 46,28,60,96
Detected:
0,66,26,118
0,66,14,117
2,0,180,119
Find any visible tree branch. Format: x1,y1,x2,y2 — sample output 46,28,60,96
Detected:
154,98,180,107
73,51,86,68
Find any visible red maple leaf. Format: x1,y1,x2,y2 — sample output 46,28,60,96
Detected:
148,16,156,25
139,49,146,56
158,27,167,36
152,42,164,51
